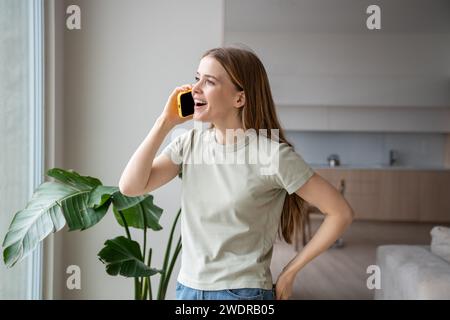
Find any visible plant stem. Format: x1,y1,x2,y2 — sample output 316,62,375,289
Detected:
142,278,148,300
118,209,132,240
147,248,153,300
161,235,182,299
157,208,181,300
141,202,147,300
117,208,139,299
137,279,142,300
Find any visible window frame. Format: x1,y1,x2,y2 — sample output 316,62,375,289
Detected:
28,0,45,300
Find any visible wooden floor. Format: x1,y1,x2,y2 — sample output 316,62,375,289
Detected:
271,219,449,300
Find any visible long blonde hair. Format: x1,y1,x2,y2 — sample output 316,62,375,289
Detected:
202,46,308,244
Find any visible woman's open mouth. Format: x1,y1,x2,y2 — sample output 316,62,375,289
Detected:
194,99,208,110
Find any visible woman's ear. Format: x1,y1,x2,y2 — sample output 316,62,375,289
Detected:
235,91,245,109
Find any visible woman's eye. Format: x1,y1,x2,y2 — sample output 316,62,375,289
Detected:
194,76,214,85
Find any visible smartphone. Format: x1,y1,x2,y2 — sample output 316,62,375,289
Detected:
177,90,194,118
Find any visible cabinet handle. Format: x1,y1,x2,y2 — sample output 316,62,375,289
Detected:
339,179,346,195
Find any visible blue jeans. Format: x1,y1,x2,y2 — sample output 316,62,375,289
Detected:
175,281,276,300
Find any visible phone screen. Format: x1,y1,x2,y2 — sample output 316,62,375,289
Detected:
179,91,194,117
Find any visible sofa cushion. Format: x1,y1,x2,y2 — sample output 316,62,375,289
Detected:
375,245,450,299
431,226,450,264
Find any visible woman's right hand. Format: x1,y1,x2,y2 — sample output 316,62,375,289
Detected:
160,84,193,127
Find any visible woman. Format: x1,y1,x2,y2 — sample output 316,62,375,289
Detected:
118,46,354,300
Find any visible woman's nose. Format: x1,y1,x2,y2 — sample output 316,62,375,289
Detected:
192,81,201,94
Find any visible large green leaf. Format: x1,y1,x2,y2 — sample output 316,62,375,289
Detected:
41,169,111,231
87,185,146,211
58,191,111,231
47,168,102,190
111,192,147,211
113,195,163,231
2,182,72,267
2,168,113,267
88,186,163,230
88,186,119,209
98,236,162,277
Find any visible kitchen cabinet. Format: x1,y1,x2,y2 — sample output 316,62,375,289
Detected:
419,171,450,222
315,168,450,222
378,171,420,221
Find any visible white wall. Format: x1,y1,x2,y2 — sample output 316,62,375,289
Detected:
224,0,450,132
225,0,450,108
61,0,223,299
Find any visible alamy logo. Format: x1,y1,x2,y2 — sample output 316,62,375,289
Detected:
366,5,381,30
168,122,281,176
366,264,381,290
66,265,81,290
66,5,81,30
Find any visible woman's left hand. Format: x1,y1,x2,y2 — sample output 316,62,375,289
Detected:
274,268,296,300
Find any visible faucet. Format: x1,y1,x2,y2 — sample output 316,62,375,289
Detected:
389,149,398,166
327,154,340,167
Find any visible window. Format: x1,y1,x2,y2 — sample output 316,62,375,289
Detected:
0,0,44,299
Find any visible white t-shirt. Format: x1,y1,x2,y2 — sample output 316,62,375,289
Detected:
161,127,314,290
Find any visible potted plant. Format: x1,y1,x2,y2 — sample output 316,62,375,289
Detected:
2,168,181,300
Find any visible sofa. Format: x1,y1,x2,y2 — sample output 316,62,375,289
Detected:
375,226,450,300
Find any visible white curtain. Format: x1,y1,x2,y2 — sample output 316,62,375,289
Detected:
0,0,43,299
